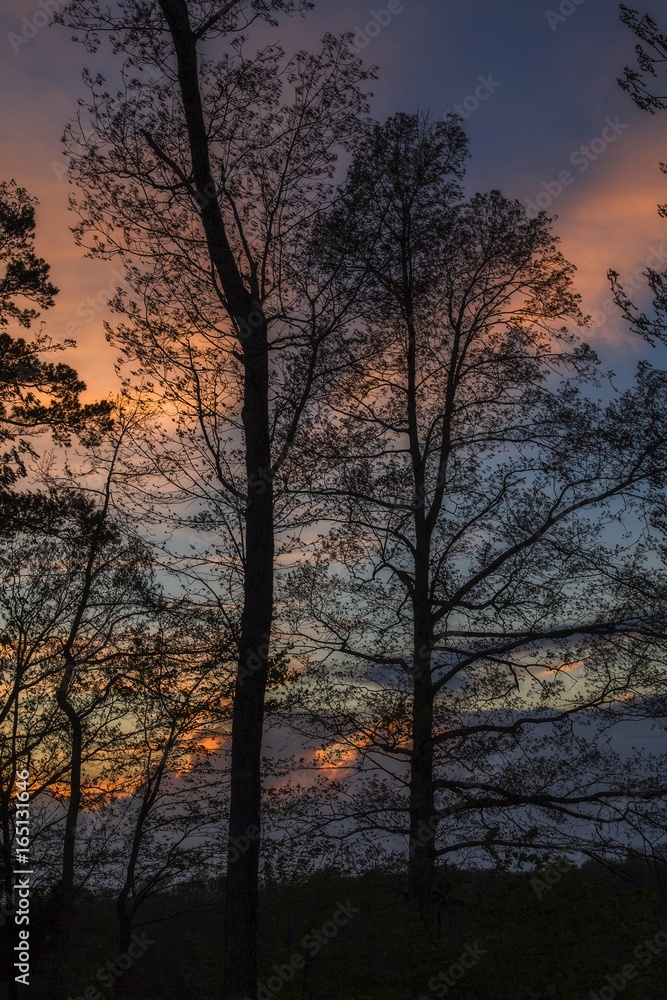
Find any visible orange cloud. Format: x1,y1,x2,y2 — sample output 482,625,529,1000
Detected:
552,122,666,349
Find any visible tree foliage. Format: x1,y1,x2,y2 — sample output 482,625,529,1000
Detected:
281,111,667,931
0,180,111,531
612,7,667,343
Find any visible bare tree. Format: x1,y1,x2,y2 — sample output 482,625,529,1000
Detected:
0,179,110,534
0,512,147,1000
618,5,667,113
110,607,232,965
58,2,371,995
282,112,667,936
612,6,667,339
0,402,163,1000
0,537,66,1000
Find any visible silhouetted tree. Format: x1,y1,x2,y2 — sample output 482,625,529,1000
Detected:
612,6,667,340
283,112,667,940
0,180,110,534
619,6,667,113
58,3,370,996
2,405,161,1000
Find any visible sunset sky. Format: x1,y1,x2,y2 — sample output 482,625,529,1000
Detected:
1,0,666,395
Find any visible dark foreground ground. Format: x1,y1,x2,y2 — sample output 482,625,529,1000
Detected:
11,856,667,999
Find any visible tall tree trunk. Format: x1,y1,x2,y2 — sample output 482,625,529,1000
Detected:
50,677,82,1000
406,570,438,1000
407,580,437,932
114,822,144,998
156,5,276,997
114,727,177,995
223,322,274,1000
405,279,439,936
